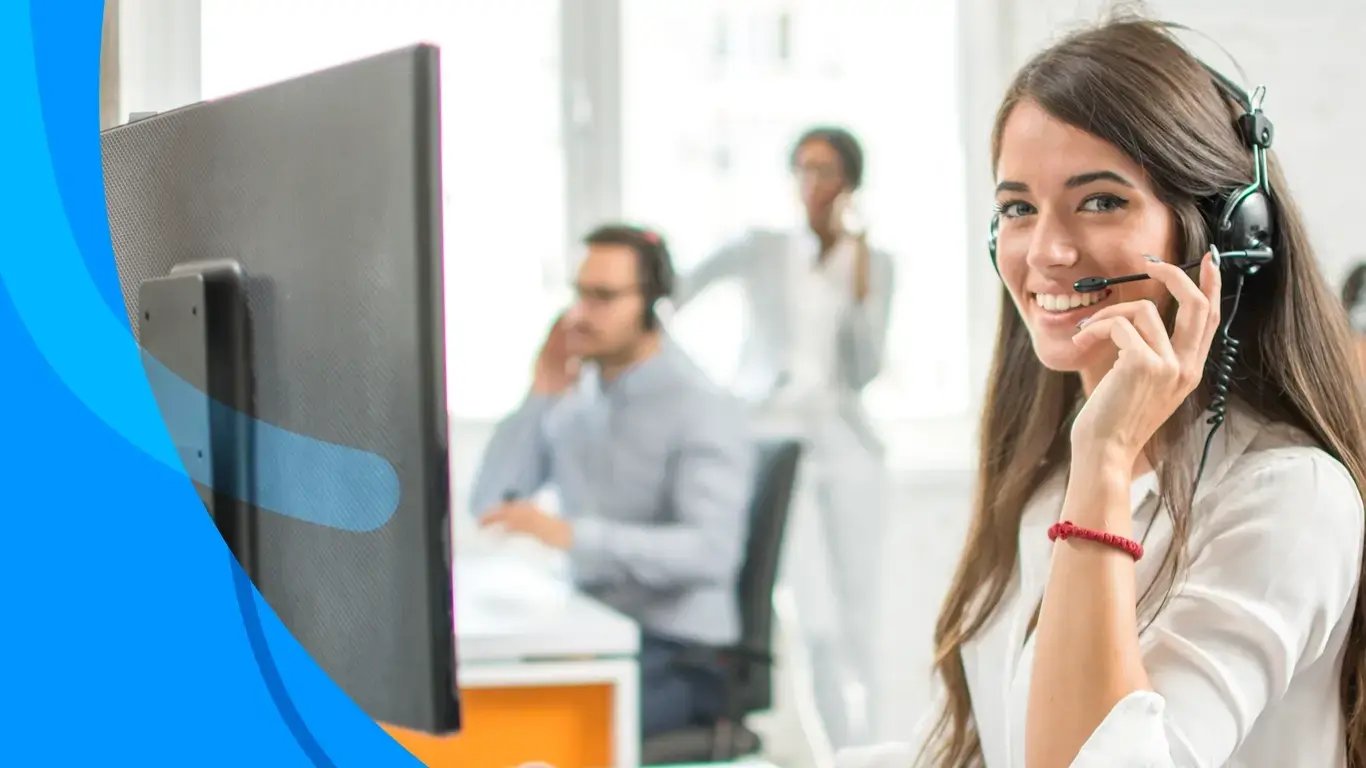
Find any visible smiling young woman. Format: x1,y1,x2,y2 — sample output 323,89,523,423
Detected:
836,16,1366,768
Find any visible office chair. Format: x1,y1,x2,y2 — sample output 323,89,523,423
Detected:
641,439,802,765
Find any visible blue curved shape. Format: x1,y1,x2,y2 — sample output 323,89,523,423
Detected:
8,3,422,766
0,198,316,767
143,353,400,532
28,0,129,325
3,12,401,532
233,552,339,768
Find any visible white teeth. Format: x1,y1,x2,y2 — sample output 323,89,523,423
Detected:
1034,290,1106,312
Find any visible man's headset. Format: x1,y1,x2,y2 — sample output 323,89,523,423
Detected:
985,60,1280,485
634,228,676,331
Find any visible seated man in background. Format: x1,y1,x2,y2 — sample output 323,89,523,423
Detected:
471,224,757,738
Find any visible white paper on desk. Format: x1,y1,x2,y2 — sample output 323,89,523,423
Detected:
453,553,573,634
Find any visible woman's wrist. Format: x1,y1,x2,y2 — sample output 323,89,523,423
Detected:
1064,453,1134,530
1071,437,1137,477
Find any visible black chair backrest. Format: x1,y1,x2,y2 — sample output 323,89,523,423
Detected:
735,438,801,713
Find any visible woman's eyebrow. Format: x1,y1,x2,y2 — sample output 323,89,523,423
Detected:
1065,170,1134,188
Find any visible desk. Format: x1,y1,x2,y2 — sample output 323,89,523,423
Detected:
383,554,641,767
656,763,780,768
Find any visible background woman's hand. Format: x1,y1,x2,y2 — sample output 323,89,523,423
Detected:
1069,250,1222,471
830,191,873,302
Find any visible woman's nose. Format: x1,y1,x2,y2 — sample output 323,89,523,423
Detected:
1025,216,1080,269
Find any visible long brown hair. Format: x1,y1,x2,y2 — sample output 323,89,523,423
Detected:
925,18,1366,767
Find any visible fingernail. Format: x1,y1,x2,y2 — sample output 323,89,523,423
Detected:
1210,243,1221,268
1143,254,1161,264
1076,316,1094,329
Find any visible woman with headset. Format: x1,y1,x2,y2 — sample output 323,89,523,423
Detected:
839,17,1366,768
674,127,895,750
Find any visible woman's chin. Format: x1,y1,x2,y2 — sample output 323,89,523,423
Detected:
1030,335,1100,373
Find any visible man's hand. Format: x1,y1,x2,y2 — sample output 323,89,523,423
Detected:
532,315,581,396
479,501,574,551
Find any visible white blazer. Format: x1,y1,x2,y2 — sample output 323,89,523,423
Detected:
839,402,1363,767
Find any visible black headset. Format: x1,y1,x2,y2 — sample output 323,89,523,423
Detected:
582,224,676,330
1201,63,1277,274
986,62,1277,279
635,229,675,331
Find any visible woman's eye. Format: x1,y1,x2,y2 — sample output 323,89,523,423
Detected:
997,200,1036,219
1079,194,1129,213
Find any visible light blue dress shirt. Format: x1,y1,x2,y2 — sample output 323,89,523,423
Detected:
470,336,756,646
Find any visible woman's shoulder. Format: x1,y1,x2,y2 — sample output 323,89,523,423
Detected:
1229,412,1358,498
1202,406,1362,543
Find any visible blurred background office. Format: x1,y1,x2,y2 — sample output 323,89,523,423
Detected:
103,0,1366,765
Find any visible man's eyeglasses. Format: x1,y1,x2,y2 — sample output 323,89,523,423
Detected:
573,283,642,307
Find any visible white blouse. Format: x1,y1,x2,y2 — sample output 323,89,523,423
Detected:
838,403,1363,767
673,228,895,407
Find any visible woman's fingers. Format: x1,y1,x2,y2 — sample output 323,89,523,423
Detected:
1140,252,1220,372
1072,316,1166,374
1201,246,1224,350
1076,299,1176,364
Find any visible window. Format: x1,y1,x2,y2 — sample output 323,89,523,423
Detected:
195,0,970,429
199,0,566,420
620,0,970,421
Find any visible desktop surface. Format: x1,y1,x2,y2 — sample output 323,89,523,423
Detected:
455,552,639,662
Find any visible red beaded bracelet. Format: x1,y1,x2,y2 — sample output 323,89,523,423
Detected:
1047,520,1144,561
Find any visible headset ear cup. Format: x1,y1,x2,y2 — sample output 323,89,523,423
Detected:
643,298,657,330
988,214,1001,276
648,241,674,330
1229,188,1274,250
1216,185,1275,269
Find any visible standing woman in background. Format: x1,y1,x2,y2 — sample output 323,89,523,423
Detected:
674,126,895,750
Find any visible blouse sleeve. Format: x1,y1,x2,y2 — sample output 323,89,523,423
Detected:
672,235,752,309
1069,450,1363,766
837,244,894,390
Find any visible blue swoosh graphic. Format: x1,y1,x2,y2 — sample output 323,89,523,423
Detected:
27,0,129,324
5,3,423,766
234,551,339,768
144,352,400,532
0,2,402,534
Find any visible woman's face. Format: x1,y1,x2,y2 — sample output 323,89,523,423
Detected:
793,139,847,233
994,100,1181,374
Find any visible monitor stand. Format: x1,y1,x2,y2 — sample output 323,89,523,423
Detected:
138,260,256,577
